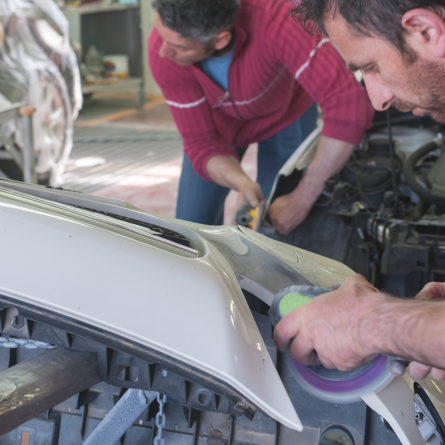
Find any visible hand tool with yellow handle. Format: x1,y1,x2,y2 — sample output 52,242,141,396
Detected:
235,201,265,231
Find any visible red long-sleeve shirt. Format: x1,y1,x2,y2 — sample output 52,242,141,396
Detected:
148,0,374,180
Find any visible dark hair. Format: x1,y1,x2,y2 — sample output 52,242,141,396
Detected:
152,0,240,45
296,0,445,54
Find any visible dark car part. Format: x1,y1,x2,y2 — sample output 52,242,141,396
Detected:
278,111,445,297
414,382,445,444
0,302,401,445
0,298,258,433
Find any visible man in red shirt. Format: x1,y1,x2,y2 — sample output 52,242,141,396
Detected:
148,0,373,232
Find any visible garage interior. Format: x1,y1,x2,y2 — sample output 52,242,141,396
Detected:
0,0,444,444
62,92,257,224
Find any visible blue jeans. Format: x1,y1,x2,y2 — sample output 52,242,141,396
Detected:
176,103,318,225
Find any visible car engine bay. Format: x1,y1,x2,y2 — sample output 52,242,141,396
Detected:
278,110,445,299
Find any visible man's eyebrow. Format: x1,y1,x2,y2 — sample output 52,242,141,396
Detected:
347,62,360,72
164,39,187,50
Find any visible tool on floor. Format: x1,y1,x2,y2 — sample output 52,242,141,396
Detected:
270,284,407,404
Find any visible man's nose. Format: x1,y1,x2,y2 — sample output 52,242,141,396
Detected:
363,74,395,112
159,41,174,59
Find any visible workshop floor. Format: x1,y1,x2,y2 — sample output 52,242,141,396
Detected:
64,92,257,224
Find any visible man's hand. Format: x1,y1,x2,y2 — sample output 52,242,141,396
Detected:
267,136,355,235
408,282,445,381
238,177,263,208
267,184,320,235
206,154,263,207
273,274,382,370
273,275,445,380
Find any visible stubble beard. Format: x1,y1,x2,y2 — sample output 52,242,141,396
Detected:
393,58,445,123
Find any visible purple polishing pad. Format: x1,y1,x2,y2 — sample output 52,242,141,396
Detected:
289,354,395,403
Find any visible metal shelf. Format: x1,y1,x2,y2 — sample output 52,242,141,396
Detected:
82,77,142,94
62,2,138,15
62,1,144,106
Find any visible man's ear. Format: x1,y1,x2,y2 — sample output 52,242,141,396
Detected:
213,31,232,51
402,8,445,58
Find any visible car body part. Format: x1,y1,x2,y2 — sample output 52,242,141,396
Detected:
0,177,352,435
1,309,404,444
414,382,445,444
362,377,426,445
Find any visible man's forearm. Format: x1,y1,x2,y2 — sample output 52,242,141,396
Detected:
206,154,249,190
273,274,445,375
206,154,263,207
293,135,355,202
368,296,445,369
267,135,355,234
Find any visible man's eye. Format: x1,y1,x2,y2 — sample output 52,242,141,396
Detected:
361,65,375,74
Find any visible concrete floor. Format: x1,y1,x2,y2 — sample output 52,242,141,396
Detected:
67,92,257,224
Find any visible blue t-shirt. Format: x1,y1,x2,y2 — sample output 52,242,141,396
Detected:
200,45,236,91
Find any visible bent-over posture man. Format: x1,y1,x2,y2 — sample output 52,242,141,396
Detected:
148,0,373,231
274,0,445,380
